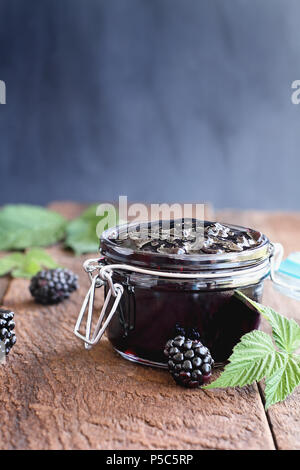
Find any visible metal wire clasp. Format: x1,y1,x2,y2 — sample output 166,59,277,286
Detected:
74,258,124,350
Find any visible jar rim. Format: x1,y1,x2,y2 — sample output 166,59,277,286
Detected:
100,220,271,273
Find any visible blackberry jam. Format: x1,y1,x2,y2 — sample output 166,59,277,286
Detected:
96,219,272,366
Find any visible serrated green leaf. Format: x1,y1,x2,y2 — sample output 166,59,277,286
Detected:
0,253,24,276
65,204,118,255
11,259,41,278
0,249,60,279
204,330,281,389
294,354,300,368
25,248,59,269
205,292,300,408
65,218,99,255
265,355,300,409
236,291,300,354
262,306,300,354
0,205,67,250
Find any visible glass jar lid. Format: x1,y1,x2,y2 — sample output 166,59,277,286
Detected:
100,219,272,273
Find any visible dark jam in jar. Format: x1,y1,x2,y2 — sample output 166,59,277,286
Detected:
100,219,271,366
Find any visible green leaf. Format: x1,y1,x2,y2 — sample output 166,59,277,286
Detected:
294,354,300,369
262,306,300,354
265,355,300,409
0,253,24,276
204,330,282,389
205,292,300,408
25,248,59,269
235,291,300,354
0,205,67,250
65,204,118,255
11,259,41,278
0,249,60,279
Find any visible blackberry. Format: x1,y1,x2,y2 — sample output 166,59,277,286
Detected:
29,268,78,305
174,325,200,341
0,308,16,356
187,327,201,341
164,335,214,388
174,323,186,337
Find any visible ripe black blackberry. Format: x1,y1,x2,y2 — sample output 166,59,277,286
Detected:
29,268,78,305
164,334,214,388
0,308,16,356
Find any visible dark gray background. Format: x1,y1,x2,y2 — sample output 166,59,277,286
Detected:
0,0,300,209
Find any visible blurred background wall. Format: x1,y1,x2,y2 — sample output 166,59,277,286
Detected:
0,0,300,209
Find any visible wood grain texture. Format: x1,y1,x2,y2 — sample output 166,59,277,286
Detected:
216,209,300,450
0,203,278,450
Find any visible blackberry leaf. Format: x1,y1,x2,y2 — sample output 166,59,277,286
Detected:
206,292,300,409
261,306,300,354
0,253,24,276
0,249,59,279
265,355,300,409
204,330,282,389
0,205,66,250
65,204,119,255
236,291,300,354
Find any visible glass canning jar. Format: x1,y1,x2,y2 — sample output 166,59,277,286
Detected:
75,219,279,367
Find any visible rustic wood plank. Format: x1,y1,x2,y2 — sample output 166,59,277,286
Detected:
216,209,300,450
0,203,275,450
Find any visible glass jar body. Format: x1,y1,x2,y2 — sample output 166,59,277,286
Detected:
106,272,264,366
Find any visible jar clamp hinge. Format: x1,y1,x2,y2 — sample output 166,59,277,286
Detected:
74,258,124,350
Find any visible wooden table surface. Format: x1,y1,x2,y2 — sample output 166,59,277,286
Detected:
0,202,299,450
